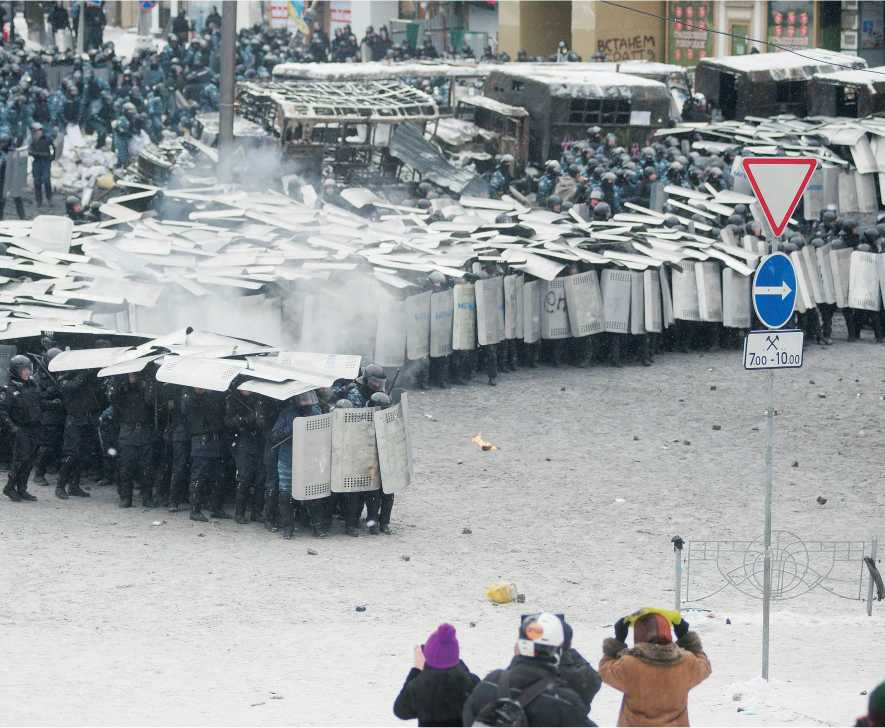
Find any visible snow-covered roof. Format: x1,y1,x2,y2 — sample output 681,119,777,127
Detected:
490,67,669,90
812,66,885,87
699,49,866,75
273,61,487,81
457,95,528,117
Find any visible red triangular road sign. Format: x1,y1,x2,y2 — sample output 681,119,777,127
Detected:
742,158,817,237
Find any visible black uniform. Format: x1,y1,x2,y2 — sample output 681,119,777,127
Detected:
0,372,42,501
33,374,65,482
224,391,267,523
393,662,480,727
56,370,101,498
111,375,156,507
183,389,228,520
153,384,190,510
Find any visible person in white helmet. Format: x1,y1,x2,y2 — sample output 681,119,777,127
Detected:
463,612,594,726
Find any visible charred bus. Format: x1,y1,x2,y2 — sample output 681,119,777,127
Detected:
694,49,866,120
808,67,885,118
236,80,439,184
272,61,486,113
483,68,671,163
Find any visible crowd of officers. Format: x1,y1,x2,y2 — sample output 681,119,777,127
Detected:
0,343,399,539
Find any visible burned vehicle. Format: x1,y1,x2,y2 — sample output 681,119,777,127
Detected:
236,80,439,185
434,95,530,170
483,68,671,163
694,49,867,120
808,67,885,118
271,61,487,113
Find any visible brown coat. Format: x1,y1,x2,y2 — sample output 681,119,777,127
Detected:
598,632,711,727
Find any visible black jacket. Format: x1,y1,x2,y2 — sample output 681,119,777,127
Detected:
39,379,65,426
111,377,155,429
0,377,41,430
59,370,101,422
462,656,592,727
559,648,602,716
184,390,225,437
393,662,480,727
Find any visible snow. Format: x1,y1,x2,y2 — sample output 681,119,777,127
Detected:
700,49,866,75
1,340,882,725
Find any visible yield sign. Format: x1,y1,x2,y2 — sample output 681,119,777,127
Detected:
742,158,817,237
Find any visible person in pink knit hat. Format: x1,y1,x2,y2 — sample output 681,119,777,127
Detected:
393,623,480,727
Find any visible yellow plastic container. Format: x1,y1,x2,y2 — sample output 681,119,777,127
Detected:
485,582,524,604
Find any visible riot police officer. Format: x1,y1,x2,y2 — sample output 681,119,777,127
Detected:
110,372,156,508
183,387,228,522
364,392,395,534
1,355,41,502
56,369,99,499
32,348,65,486
225,388,267,524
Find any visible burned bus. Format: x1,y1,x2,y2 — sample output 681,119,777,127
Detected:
808,67,885,118
236,80,439,185
483,68,671,163
694,49,867,120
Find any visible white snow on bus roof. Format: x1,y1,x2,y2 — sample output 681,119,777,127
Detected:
273,61,488,80
813,66,885,85
490,67,668,88
700,49,866,73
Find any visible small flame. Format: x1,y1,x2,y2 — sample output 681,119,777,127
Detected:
471,434,497,451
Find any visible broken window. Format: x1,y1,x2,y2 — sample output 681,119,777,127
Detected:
569,97,631,126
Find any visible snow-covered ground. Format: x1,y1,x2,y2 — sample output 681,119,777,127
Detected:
1,338,882,725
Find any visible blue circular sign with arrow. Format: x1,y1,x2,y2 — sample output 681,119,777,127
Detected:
752,252,797,329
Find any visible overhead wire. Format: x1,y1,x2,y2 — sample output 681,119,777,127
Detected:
600,0,885,78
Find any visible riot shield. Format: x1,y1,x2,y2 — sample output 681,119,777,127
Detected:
695,261,723,322
790,251,813,313
848,251,881,311
429,290,454,358
601,269,631,333
830,247,852,309
540,279,570,339
0,345,16,387
629,271,645,334
330,407,380,494
405,291,431,361
5,147,28,198
816,244,837,305
660,266,675,328
801,245,825,305
292,412,333,501
722,269,752,329
643,269,663,333
523,279,542,344
373,393,413,494
374,298,406,367
564,271,604,337
476,276,504,346
672,261,701,321
503,274,523,341
452,283,477,351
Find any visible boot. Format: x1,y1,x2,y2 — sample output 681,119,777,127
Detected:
379,493,394,535
209,482,231,519
234,486,248,525
68,482,91,498
141,485,153,508
249,487,264,523
278,491,295,539
55,484,69,500
262,487,278,531
17,485,37,502
4,483,22,502
189,481,208,522
32,474,48,486
118,481,132,508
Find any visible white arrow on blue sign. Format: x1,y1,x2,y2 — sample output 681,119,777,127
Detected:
752,252,797,329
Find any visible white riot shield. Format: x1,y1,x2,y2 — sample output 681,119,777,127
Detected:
330,407,380,494
374,298,407,367
564,271,604,337
601,269,631,333
695,261,723,322
789,251,813,314
541,279,570,339
848,251,881,311
430,290,454,358
4,147,28,197
452,283,477,351
373,393,413,494
405,292,431,361
816,244,837,305
879,255,885,310
292,413,333,501
503,275,523,341
660,266,675,328
643,269,663,333
722,269,752,329
629,271,645,334
476,277,505,346
800,245,825,304
857,172,878,213
672,262,700,321
523,280,542,344
838,171,858,213
830,248,852,309
803,167,824,220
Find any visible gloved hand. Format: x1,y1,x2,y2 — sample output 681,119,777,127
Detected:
674,618,690,640
614,617,629,643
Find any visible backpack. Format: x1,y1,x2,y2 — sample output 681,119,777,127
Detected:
473,670,553,727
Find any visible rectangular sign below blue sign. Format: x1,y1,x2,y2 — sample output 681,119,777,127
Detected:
744,329,804,370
